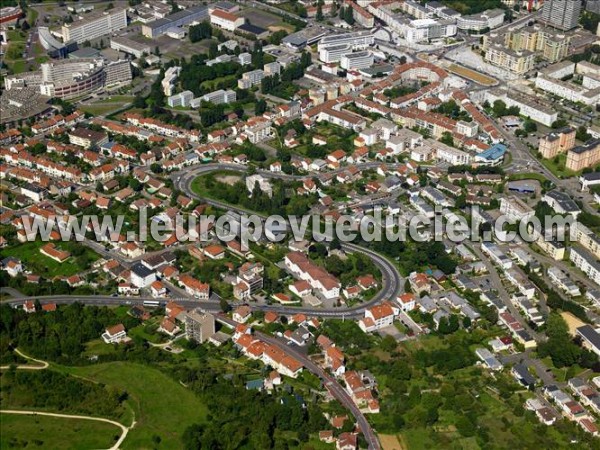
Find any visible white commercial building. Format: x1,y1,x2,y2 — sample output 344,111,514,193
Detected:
209,8,245,32
110,36,151,58
457,9,505,32
5,58,131,100
318,31,374,62
340,51,374,70
405,18,457,43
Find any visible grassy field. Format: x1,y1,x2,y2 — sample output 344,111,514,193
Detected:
1,240,100,278
0,413,121,450
240,7,293,32
5,29,29,74
540,153,578,179
63,362,209,449
81,96,135,117
379,433,405,450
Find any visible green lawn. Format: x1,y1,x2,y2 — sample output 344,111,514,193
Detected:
0,413,121,450
540,153,578,179
1,240,100,278
81,96,135,117
63,362,209,449
128,318,166,344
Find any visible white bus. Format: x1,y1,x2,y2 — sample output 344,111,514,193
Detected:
143,300,160,308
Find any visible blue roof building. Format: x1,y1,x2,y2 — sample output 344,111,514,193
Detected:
475,144,507,166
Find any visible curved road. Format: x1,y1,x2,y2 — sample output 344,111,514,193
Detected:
172,161,398,182
171,162,403,317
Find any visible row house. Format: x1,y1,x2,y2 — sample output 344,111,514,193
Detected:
123,113,201,142
0,129,22,145
35,158,82,182
343,370,379,413
106,143,137,160
31,114,65,134
92,118,159,142
88,161,128,182
284,251,341,299
178,274,210,299
358,301,399,332
234,334,303,378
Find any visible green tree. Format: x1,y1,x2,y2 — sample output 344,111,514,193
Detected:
255,99,267,115
316,3,324,21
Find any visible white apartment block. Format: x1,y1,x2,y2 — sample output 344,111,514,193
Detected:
400,0,433,19
167,90,194,108
162,66,181,96
547,267,581,296
457,120,479,138
359,302,399,332
264,62,281,76
481,241,513,269
284,252,341,300
573,222,600,259
201,89,237,105
535,70,600,106
243,118,273,144
434,142,472,165
238,69,264,89
62,8,127,44
570,246,600,286
500,196,535,221
484,89,557,127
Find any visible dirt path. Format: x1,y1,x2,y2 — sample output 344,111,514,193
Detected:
0,348,49,370
1,350,136,449
0,410,135,450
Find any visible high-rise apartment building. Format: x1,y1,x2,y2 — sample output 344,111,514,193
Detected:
541,0,582,31
185,310,215,343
